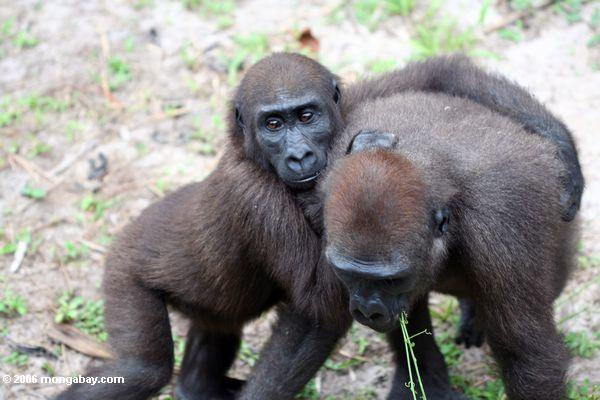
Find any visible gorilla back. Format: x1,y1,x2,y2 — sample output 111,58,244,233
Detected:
324,92,578,400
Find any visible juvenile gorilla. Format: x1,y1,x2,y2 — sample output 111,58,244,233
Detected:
57,54,583,400
323,93,578,399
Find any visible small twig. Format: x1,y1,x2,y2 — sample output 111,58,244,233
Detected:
7,153,55,183
9,240,28,273
337,349,369,362
50,139,100,177
97,26,121,109
408,328,432,340
77,239,106,254
484,0,555,34
47,324,113,360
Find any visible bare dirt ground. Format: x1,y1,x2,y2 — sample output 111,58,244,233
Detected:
0,1,598,399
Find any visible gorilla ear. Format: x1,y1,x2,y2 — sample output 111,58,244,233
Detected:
332,79,341,104
347,130,397,154
235,105,245,129
433,206,450,237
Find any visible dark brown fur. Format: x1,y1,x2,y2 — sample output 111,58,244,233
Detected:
56,53,582,400
323,92,578,400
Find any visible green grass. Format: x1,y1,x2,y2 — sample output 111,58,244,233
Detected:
239,340,259,367
62,240,89,263
55,292,107,341
173,333,186,368
564,330,600,358
14,30,38,49
554,0,584,24
353,0,417,30
499,21,524,42
399,311,428,399
510,0,534,11
21,184,46,200
0,290,28,317
2,351,29,367
411,20,477,59
0,94,69,128
367,58,400,73
107,57,132,90
80,194,113,221
0,229,31,256
223,32,270,84
183,0,234,28
567,379,600,400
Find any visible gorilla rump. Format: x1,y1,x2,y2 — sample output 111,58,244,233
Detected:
323,92,578,399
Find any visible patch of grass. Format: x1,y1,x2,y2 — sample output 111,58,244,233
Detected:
20,183,46,200
0,17,14,38
296,379,319,399
324,356,363,371
510,0,533,11
353,0,416,30
499,21,524,42
154,178,174,196
172,333,186,367
188,113,223,155
554,0,584,24
367,58,399,73
80,194,113,221
386,0,416,16
184,0,234,28
133,0,154,9
478,0,491,25
564,330,600,358
452,373,505,399
0,94,69,128
55,292,107,341
107,57,132,91
62,240,89,263
567,379,600,400
27,141,52,158
239,340,258,367
180,43,198,70
591,7,600,29
65,120,84,141
14,30,38,48
0,290,28,317
0,229,31,256
2,351,29,367
223,32,270,84
411,20,477,59
41,361,56,376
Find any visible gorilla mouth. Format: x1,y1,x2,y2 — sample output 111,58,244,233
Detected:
291,169,322,183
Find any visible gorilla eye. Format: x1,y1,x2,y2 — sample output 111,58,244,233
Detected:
265,118,283,131
299,111,314,123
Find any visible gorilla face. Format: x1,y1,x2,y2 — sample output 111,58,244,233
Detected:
253,93,333,190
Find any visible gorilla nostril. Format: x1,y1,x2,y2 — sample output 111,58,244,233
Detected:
369,312,384,321
286,157,303,172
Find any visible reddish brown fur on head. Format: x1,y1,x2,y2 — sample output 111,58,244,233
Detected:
324,150,428,259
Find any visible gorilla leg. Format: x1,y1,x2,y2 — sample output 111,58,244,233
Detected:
175,322,242,400
455,298,484,348
56,277,174,400
387,294,466,400
481,291,568,399
238,306,349,400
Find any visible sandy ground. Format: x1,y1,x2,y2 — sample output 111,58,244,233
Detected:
0,1,598,399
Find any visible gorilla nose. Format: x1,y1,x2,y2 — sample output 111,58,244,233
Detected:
350,297,389,324
285,150,317,174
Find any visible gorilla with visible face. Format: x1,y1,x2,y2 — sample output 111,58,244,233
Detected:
56,53,582,400
323,93,578,399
